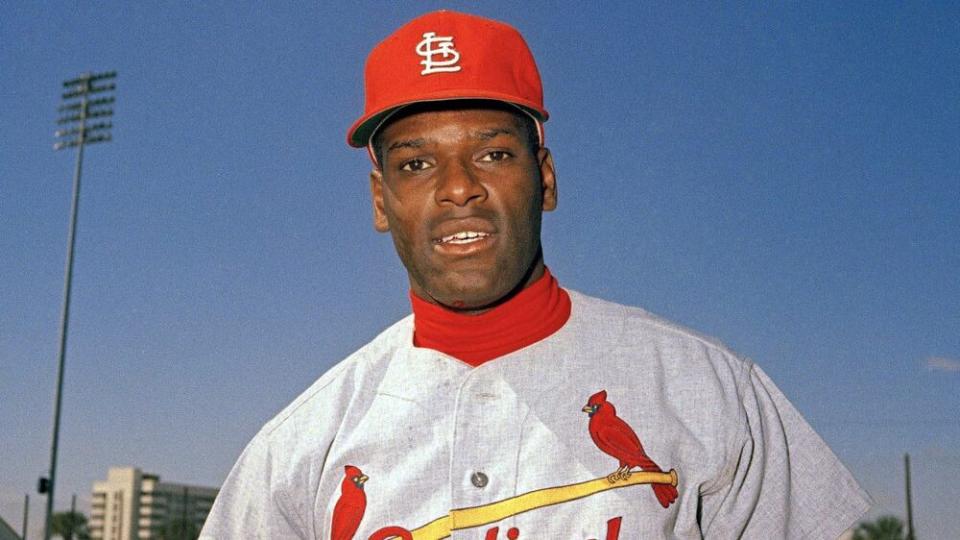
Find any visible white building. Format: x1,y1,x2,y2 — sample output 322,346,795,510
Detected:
90,467,218,540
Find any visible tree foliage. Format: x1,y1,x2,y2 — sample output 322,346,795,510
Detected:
156,517,199,540
852,515,906,540
51,511,90,540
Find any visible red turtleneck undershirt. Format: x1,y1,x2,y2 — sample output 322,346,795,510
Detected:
410,267,572,366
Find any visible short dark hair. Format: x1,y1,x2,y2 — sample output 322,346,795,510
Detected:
371,99,540,167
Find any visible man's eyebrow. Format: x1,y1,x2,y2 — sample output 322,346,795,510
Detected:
474,127,518,140
387,138,426,153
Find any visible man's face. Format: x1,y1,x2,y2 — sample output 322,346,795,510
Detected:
370,107,557,311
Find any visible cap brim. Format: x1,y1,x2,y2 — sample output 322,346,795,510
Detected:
347,93,548,148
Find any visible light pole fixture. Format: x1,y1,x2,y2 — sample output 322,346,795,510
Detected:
41,70,116,540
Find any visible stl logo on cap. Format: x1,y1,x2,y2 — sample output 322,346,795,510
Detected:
416,32,462,75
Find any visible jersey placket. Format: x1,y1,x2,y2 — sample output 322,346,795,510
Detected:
449,362,524,538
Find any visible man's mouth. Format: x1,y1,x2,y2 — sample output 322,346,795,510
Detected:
438,231,491,245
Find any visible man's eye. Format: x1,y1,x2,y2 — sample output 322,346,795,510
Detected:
479,150,511,162
400,159,431,172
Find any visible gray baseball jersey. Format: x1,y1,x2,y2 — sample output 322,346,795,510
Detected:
201,290,870,539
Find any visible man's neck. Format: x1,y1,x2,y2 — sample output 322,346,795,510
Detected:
409,266,571,366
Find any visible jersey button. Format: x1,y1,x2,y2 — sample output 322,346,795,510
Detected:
471,471,489,488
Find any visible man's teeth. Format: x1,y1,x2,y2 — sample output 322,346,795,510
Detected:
441,231,489,244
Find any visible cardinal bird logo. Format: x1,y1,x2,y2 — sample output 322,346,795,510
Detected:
583,390,679,508
331,465,369,540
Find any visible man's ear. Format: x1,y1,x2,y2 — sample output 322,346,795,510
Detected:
538,147,557,212
370,169,390,232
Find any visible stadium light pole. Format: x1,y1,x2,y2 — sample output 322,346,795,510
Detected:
904,453,915,540
41,70,116,540
21,494,28,540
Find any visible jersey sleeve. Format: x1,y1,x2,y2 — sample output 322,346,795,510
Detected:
199,432,309,539
700,363,871,539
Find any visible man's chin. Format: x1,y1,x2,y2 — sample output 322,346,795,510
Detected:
433,289,502,313
423,276,512,314
415,256,542,313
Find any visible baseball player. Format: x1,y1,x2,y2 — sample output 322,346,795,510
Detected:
201,10,870,539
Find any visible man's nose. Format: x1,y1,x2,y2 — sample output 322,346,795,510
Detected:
434,160,487,207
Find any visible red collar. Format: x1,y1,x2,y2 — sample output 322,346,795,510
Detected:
410,267,572,366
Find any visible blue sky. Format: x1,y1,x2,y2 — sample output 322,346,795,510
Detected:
1,2,957,538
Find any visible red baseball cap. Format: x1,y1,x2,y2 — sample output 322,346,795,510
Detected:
347,10,549,148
